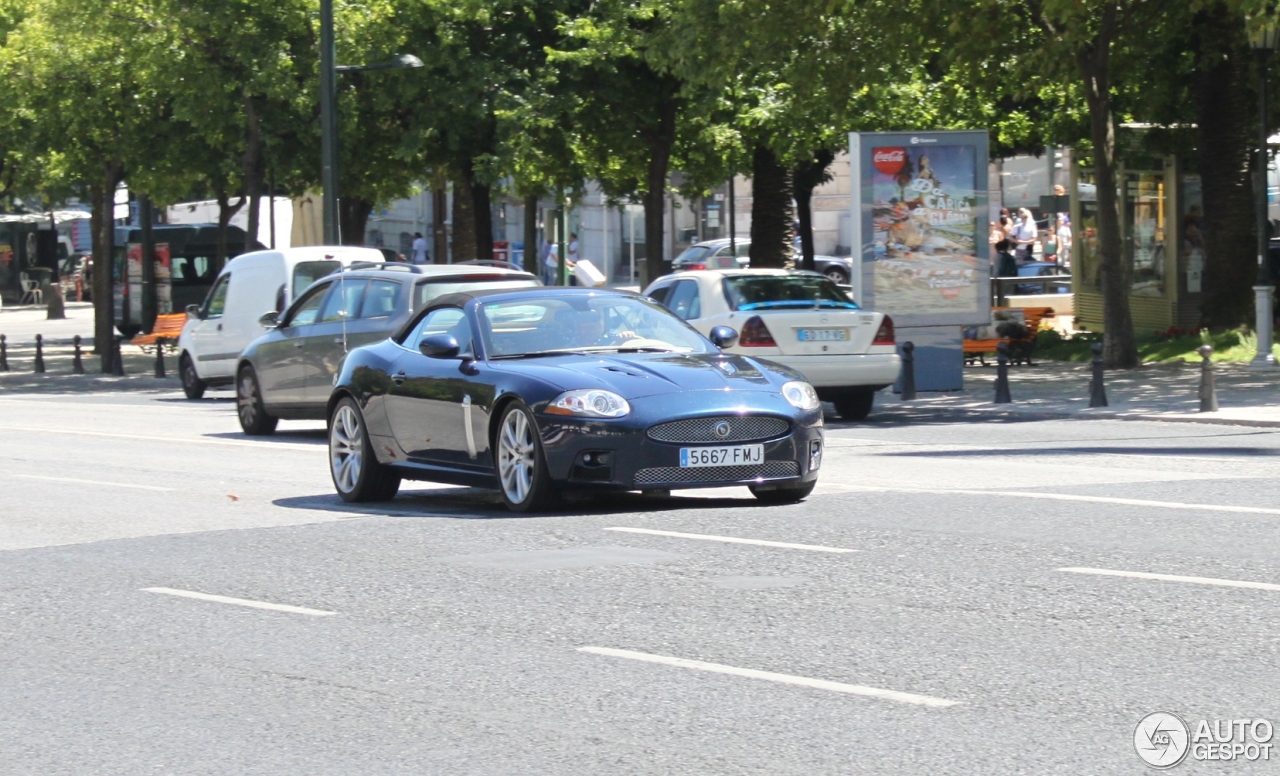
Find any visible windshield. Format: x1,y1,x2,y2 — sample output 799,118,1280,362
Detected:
722,275,859,311
292,261,341,299
479,295,713,358
673,246,711,265
415,275,539,310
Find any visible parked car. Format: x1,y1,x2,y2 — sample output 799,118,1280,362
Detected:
325,287,823,511
672,238,854,285
233,262,541,434
177,246,386,399
643,269,899,420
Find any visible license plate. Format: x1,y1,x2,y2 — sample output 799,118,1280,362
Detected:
680,444,765,468
797,328,849,342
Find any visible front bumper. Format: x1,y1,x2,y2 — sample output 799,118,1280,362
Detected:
537,392,823,491
765,352,901,389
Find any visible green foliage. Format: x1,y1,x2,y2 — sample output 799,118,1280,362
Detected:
1035,327,1273,363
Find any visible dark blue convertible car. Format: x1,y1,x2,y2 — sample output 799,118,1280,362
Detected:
326,287,824,511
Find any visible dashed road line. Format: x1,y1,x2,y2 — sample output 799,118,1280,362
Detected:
14,474,175,492
577,647,958,707
824,483,1280,516
142,587,336,616
1058,567,1280,592
604,527,856,553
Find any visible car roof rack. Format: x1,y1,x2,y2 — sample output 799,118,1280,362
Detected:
338,261,425,273
456,259,523,271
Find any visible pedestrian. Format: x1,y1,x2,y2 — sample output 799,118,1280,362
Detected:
541,238,558,285
411,232,428,264
1056,216,1073,270
1011,208,1038,264
567,233,580,267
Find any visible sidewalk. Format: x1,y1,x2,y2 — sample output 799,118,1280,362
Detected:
877,360,1280,427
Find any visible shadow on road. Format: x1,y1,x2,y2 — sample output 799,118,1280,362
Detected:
204,429,328,445
274,486,754,520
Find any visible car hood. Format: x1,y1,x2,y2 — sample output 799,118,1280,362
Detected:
492,351,795,399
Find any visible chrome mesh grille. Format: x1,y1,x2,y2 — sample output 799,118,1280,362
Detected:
646,416,790,444
633,460,799,486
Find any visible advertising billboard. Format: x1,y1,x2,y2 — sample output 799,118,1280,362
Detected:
850,130,990,328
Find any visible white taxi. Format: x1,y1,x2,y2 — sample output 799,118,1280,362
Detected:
643,269,901,420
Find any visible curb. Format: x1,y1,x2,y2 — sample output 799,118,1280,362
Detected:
875,402,1280,429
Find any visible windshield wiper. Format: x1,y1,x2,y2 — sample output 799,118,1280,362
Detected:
615,346,677,353
489,346,618,360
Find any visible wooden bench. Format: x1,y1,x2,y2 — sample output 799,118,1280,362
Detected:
963,306,1055,366
130,312,187,353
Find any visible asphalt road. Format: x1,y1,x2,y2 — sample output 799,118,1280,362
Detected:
2,392,1279,774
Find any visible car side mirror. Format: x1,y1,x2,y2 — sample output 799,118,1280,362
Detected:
258,311,279,329
419,333,461,358
710,325,739,349
185,303,202,320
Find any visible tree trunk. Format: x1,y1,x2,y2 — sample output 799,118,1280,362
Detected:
792,149,835,273
471,172,494,262
1076,6,1137,368
523,193,539,272
215,189,244,269
242,93,265,255
339,196,372,246
749,144,794,269
641,94,678,287
1195,2,1256,329
90,172,120,368
432,187,449,263
451,175,477,262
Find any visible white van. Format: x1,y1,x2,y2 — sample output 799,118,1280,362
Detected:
177,246,384,398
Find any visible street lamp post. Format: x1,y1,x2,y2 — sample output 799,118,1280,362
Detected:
1249,14,1279,368
319,0,421,245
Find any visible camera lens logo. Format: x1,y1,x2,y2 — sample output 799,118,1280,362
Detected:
1135,712,1190,768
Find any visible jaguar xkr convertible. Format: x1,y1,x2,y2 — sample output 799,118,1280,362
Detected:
326,287,824,511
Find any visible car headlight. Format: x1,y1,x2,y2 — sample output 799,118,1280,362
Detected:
781,381,820,411
546,389,631,418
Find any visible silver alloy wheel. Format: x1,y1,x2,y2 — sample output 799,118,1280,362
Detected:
497,408,536,504
825,268,848,284
237,371,258,428
330,404,363,494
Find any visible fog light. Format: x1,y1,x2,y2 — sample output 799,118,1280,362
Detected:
809,440,823,471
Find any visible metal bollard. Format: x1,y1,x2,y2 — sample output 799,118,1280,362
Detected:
0,334,8,371
994,341,1012,403
1088,342,1108,408
154,337,166,378
73,335,85,374
111,335,125,376
34,334,45,373
899,341,916,401
1198,344,1218,412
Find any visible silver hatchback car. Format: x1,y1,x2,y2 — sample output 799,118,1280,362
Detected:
234,262,540,435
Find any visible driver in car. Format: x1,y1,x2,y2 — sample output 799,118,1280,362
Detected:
566,308,640,347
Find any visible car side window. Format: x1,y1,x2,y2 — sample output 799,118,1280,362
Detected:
203,274,230,318
360,279,402,319
408,307,473,356
286,283,329,327
647,284,672,305
666,280,700,320
318,279,368,323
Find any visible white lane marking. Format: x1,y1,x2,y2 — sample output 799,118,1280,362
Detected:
0,427,318,451
13,474,174,492
577,647,958,708
604,526,855,553
142,587,336,616
823,483,1280,516
1058,567,1280,592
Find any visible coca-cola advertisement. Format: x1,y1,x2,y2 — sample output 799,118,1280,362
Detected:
851,131,989,328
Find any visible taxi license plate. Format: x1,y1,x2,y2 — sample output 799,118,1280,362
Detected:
797,328,849,342
680,444,764,468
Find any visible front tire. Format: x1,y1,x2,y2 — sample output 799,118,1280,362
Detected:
236,365,278,436
750,481,816,504
824,266,850,285
496,402,558,512
329,397,400,502
180,353,206,400
833,388,875,421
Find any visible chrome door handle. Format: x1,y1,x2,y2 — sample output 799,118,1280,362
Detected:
293,341,304,348
392,370,406,385
333,337,344,344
